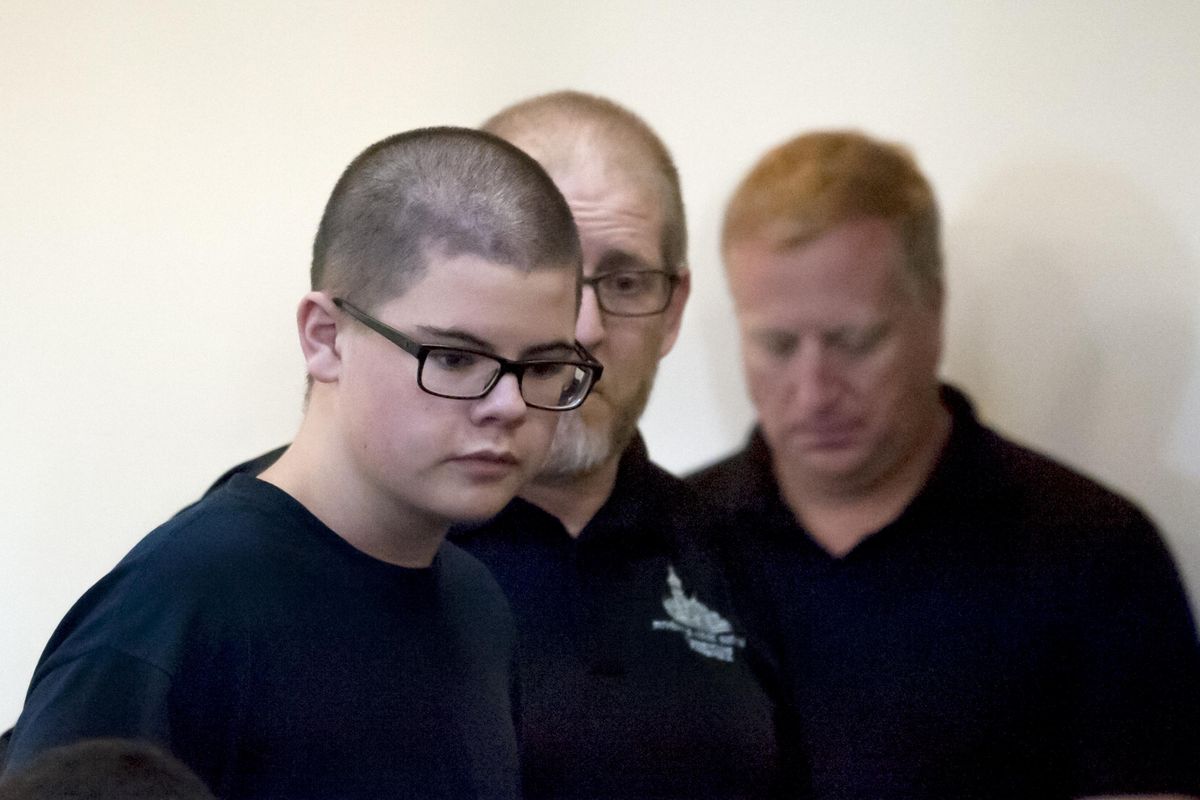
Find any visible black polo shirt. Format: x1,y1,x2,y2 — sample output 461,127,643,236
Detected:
689,387,1200,799
453,436,788,799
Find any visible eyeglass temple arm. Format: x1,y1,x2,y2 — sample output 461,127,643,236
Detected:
333,298,424,358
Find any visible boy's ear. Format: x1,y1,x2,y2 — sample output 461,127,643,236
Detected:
297,292,343,384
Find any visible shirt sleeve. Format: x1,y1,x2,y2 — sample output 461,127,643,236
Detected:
1066,510,1200,796
5,646,175,774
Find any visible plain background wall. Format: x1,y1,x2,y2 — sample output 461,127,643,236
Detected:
3,1,1198,727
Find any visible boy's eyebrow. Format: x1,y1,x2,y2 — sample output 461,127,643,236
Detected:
414,325,490,349
522,341,577,359
414,325,576,359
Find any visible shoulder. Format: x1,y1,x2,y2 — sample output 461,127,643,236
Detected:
202,445,288,497
684,432,779,544
636,453,699,514
932,387,1155,547
436,541,513,612
965,436,1200,791
97,486,273,603
127,477,308,585
433,541,517,650
438,540,505,589
609,446,724,555
685,432,765,499
40,480,314,667
682,433,787,569
971,422,1158,545
949,409,1192,616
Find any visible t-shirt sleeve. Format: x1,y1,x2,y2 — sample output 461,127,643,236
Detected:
5,646,174,773
1066,511,1200,795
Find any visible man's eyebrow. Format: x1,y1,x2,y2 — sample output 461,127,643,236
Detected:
414,325,575,359
749,327,798,346
593,249,658,274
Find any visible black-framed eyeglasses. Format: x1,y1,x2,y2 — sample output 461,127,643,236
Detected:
333,298,602,411
582,269,680,316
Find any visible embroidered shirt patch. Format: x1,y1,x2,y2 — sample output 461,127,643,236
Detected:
651,565,746,662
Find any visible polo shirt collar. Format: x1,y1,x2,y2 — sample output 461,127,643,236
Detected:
454,432,672,554
742,383,1009,553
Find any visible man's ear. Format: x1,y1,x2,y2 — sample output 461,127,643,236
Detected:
658,268,691,358
297,292,342,384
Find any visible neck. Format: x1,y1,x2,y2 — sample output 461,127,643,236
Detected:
519,453,621,538
259,404,447,568
775,401,952,557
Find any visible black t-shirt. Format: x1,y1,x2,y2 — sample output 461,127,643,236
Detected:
689,386,1200,799
7,475,520,800
452,436,789,799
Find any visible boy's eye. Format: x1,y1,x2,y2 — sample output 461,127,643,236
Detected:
428,349,482,371
524,362,569,380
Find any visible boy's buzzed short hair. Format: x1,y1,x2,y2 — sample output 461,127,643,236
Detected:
312,126,582,308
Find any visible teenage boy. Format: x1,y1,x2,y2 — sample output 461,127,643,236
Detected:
5,127,599,800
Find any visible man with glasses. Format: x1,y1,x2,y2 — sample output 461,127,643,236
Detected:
692,129,1200,799
205,92,786,798
459,92,784,800
5,127,594,799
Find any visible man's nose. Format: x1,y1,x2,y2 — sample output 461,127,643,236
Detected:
574,283,606,350
789,340,841,414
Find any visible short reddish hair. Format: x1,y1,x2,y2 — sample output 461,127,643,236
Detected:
723,130,941,295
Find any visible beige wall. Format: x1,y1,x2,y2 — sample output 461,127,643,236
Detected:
3,0,1199,725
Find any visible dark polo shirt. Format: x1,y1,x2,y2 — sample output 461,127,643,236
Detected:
454,435,789,799
690,386,1200,799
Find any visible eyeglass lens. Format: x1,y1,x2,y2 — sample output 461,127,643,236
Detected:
593,271,673,315
419,349,590,409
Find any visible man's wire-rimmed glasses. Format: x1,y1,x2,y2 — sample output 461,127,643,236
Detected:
582,270,680,316
333,298,603,411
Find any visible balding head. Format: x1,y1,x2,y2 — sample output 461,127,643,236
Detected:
482,90,687,275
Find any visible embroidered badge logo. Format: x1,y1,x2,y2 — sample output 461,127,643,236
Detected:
651,565,746,662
